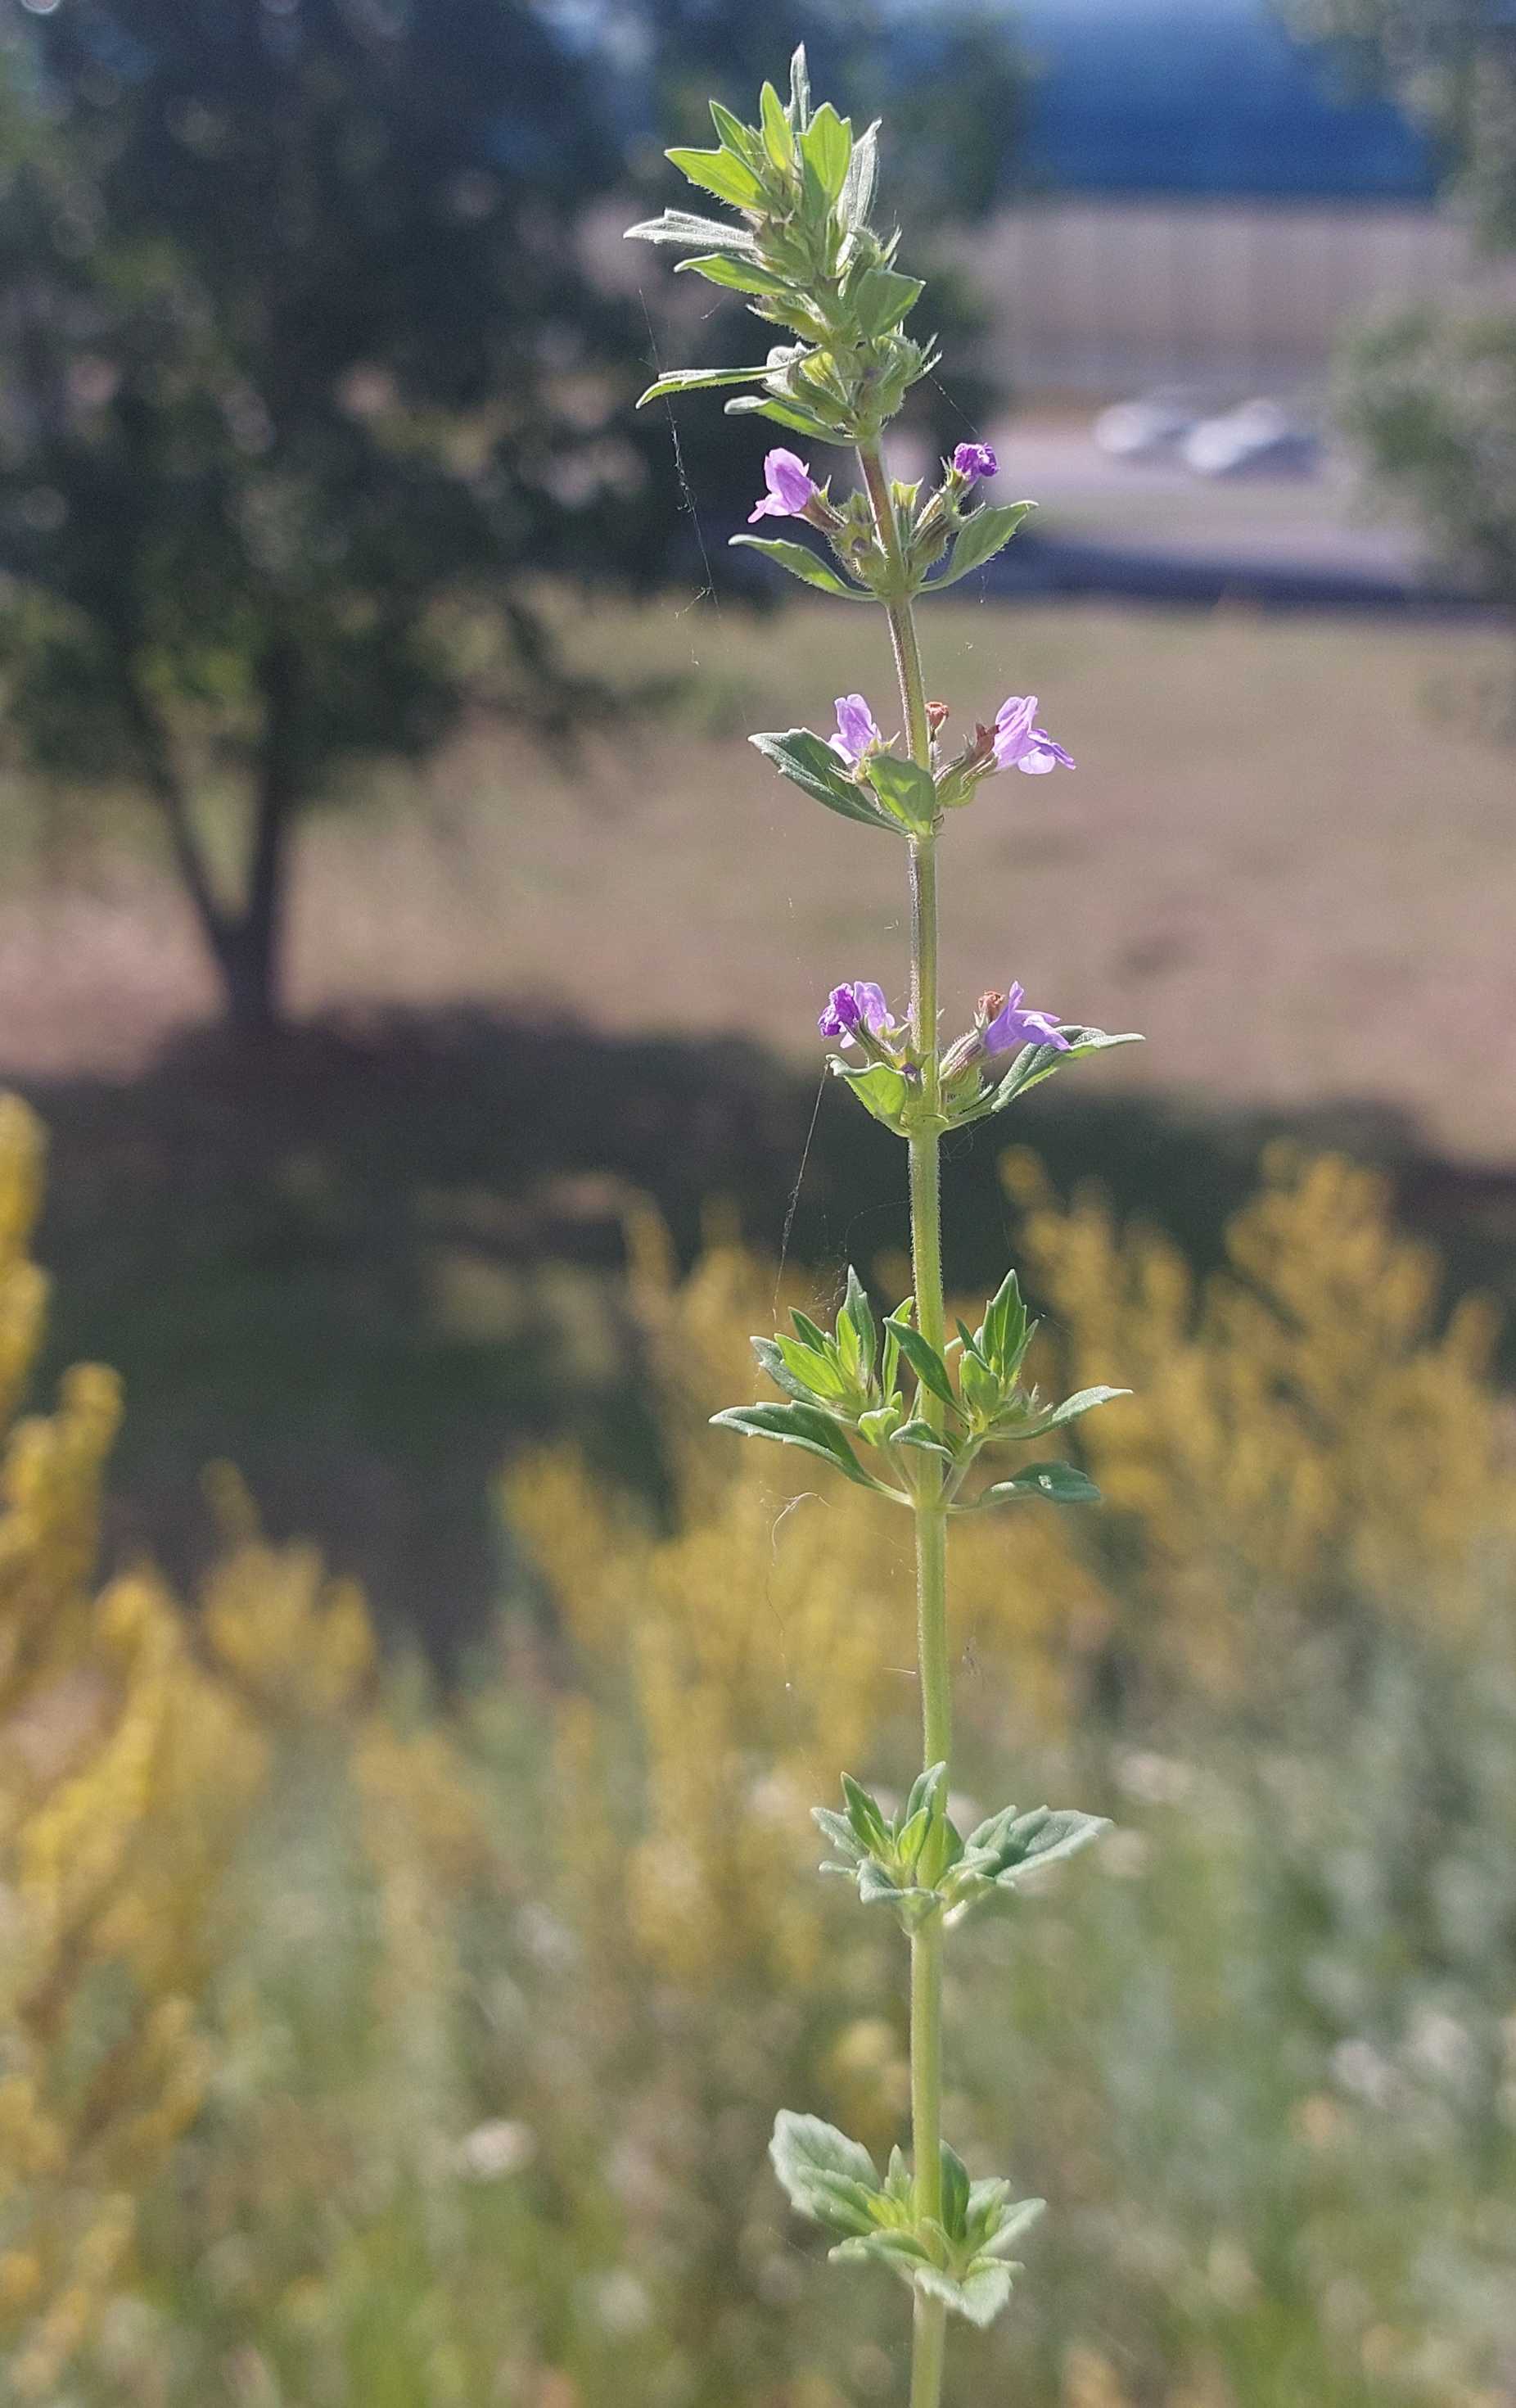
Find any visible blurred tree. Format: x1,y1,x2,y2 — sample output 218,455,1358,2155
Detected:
1335,305,1516,619
1284,3,1516,682
0,1,1024,1034
0,0,638,1034
1281,0,1516,245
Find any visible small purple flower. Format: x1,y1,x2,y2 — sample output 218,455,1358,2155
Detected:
819,980,897,1049
992,693,1075,777
983,983,1071,1055
747,447,820,524
829,693,883,767
952,440,999,484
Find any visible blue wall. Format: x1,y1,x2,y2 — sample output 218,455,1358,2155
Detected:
1011,0,1436,200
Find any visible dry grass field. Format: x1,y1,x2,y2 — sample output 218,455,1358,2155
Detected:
2,596,1513,1163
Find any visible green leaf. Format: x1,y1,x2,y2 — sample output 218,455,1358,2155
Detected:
841,1773,889,1852
915,1808,963,1889
882,1306,909,1397
965,2176,1012,2240
977,1461,1101,1507
939,2144,971,2240
758,81,795,173
751,1334,822,1406
894,1807,932,1870
865,752,938,830
787,43,812,130
805,2172,889,2235
902,1760,948,1827
723,392,846,440
837,1061,910,1128
801,102,852,201
636,364,769,408
839,121,879,230
885,1317,958,1413
729,535,872,600
721,385,841,443
850,263,925,340
708,99,762,165
830,2227,931,2270
774,1333,849,1402
624,208,760,255
981,1025,1145,1116
959,1351,1002,1421
927,502,1036,590
915,2261,1015,2328
770,2112,879,2229
710,1403,875,1488
666,144,767,210
750,729,893,831
841,1266,877,1382
812,1805,864,1859
1010,1385,1130,1439
990,1807,1111,1884
892,1419,958,1462
978,2197,1047,2259
981,1268,1029,1377
674,253,799,300
1066,1025,1147,1055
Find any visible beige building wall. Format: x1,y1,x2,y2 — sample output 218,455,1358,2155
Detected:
965,201,1516,395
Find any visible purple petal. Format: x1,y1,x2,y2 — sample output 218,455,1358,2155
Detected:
985,980,1071,1055
994,694,1072,775
953,440,999,483
832,693,882,767
765,447,817,515
819,978,898,1048
819,983,864,1038
1016,739,1076,775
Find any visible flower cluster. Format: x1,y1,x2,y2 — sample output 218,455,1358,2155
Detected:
810,670,1074,823
735,434,1028,604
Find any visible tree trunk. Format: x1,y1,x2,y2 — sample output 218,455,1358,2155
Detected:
115,629,301,1039
210,639,300,1038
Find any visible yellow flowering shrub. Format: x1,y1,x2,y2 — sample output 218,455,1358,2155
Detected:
517,1150,1516,1994
0,1096,380,2397
511,1209,1079,1996
1005,1142,1516,1698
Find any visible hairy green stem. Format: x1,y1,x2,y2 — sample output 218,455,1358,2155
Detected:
859,441,951,2408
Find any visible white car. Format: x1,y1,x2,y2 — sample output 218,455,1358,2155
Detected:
1092,391,1206,462
1181,399,1321,479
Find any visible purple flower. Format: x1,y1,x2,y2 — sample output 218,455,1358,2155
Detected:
992,693,1075,777
829,693,882,767
983,983,1071,1055
747,447,820,524
819,980,897,1048
952,440,999,484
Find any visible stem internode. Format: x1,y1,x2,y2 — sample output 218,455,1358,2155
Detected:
859,441,952,2408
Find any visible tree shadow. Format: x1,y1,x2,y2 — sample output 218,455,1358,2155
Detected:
13,1006,1516,1653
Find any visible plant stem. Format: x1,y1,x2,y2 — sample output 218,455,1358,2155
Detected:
858,440,951,2408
